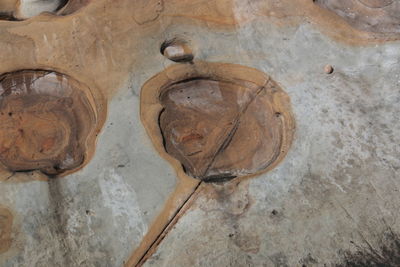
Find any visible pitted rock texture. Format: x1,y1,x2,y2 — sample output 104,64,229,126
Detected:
0,70,100,176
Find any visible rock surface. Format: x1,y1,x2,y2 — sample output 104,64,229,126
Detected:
0,0,399,266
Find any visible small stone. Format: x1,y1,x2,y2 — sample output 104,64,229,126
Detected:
161,39,194,62
324,65,334,74
164,45,185,60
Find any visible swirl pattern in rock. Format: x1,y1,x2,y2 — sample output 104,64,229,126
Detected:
140,63,295,183
160,79,288,182
0,70,100,177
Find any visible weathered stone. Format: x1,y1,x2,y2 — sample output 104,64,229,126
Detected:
0,0,399,266
0,70,104,177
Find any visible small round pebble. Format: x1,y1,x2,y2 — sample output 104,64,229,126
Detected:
324,65,334,74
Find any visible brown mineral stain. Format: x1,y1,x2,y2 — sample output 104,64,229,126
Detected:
41,138,56,152
0,206,13,254
0,70,106,178
141,62,295,183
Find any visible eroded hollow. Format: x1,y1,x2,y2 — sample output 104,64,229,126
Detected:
159,78,290,182
0,70,100,177
160,38,194,63
0,0,89,20
315,0,400,34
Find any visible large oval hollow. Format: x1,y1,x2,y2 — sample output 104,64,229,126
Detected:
0,70,105,177
141,63,295,183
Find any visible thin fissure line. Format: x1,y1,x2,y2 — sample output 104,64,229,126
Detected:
136,83,267,264
202,85,266,177
136,181,202,266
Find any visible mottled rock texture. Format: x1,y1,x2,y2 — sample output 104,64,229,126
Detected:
147,63,294,182
0,70,101,176
0,0,399,267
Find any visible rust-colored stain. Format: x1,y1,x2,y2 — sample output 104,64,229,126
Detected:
0,70,106,177
144,62,295,182
0,206,13,254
